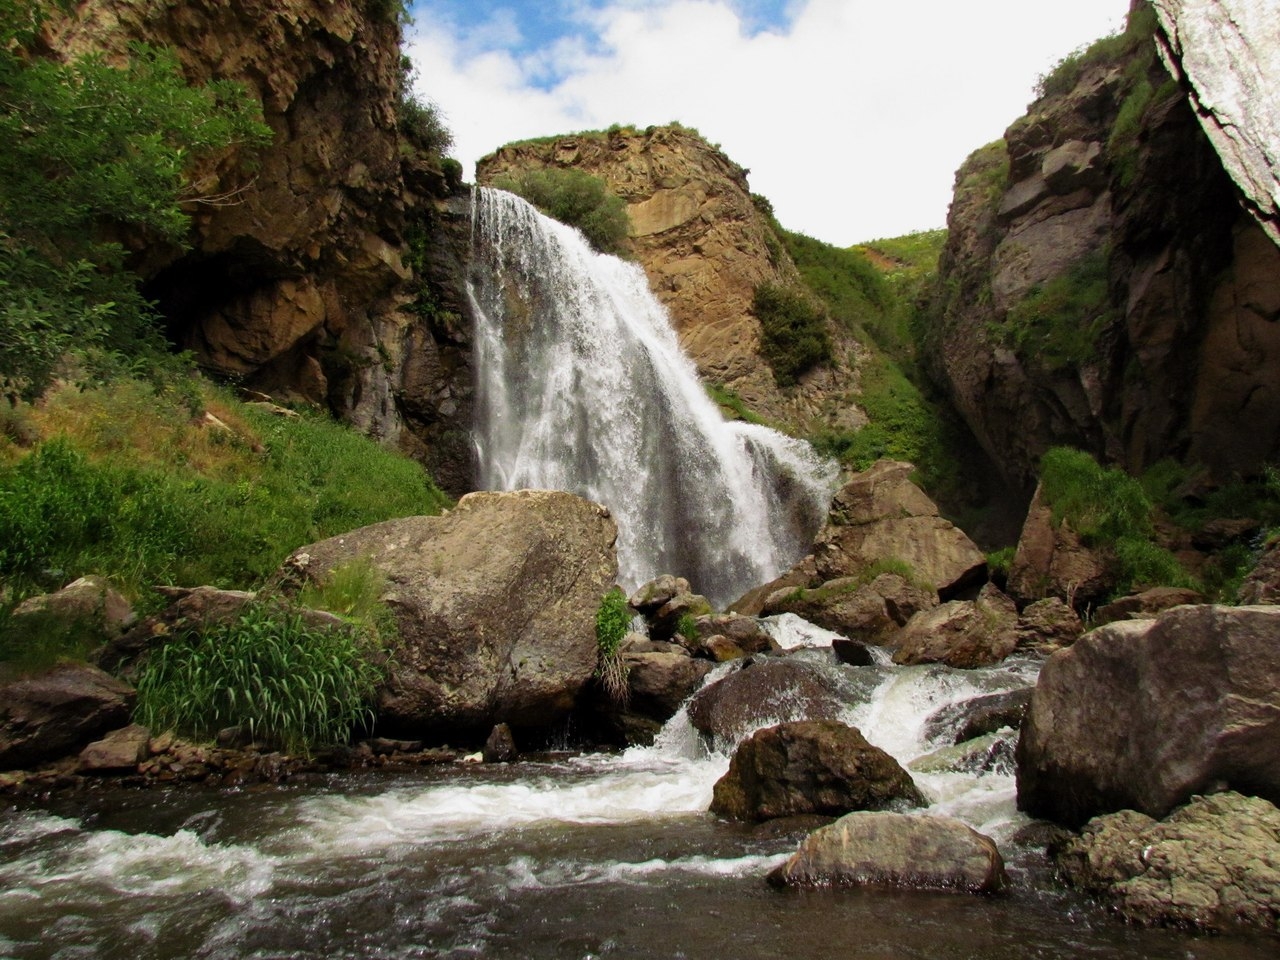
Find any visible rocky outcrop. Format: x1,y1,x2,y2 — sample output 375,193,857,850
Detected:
44,0,476,494
926,4,1280,491
0,663,136,770
12,576,135,639
1055,791,1280,931
476,125,860,432
1007,485,1112,608
1094,585,1203,624
710,720,924,821
890,584,1019,669
1239,537,1280,604
282,490,619,738
1017,604,1280,826
768,811,1008,894
763,573,937,645
1015,597,1084,650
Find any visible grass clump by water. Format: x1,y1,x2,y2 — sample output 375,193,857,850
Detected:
134,601,384,754
594,587,631,706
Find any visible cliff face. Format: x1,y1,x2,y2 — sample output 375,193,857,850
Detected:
926,2,1280,492
476,126,862,432
45,0,476,494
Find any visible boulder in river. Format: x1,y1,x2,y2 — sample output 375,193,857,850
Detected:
281,490,618,738
768,810,1008,894
0,663,135,770
686,657,847,745
923,687,1032,746
1054,791,1280,931
710,720,925,821
1017,604,1280,826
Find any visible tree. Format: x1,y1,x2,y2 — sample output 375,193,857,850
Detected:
0,0,271,401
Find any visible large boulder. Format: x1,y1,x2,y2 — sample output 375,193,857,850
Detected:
1015,597,1084,650
686,658,848,746
0,663,135,770
623,650,714,720
1007,484,1112,608
1054,791,1280,931
1017,604,1280,826
891,584,1019,669
12,576,135,639
768,811,1008,894
281,490,618,737
710,720,925,821
812,461,987,599
762,572,937,645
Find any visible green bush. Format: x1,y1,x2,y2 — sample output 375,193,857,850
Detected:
134,602,384,753
752,282,832,387
594,587,630,705
495,167,631,256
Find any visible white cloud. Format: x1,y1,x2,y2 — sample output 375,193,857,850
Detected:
407,0,1127,244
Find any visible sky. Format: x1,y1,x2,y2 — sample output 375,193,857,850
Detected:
405,0,1129,246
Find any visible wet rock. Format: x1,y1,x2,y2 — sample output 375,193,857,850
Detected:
629,575,689,614
763,573,936,645
483,723,518,763
768,811,1008,894
78,724,151,773
648,592,714,643
1015,597,1083,650
281,490,618,737
710,720,925,821
370,737,425,756
729,557,816,617
686,658,846,745
1017,604,1280,826
923,687,1032,745
625,651,714,720
0,663,135,770
687,614,776,657
1007,485,1113,609
1094,586,1204,625
1055,791,1280,931
812,461,987,599
891,585,1018,669
910,733,1017,776
831,637,875,666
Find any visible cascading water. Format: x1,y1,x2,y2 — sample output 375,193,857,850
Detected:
468,188,837,607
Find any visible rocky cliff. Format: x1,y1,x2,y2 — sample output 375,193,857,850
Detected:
925,0,1280,493
476,126,862,432
43,0,476,494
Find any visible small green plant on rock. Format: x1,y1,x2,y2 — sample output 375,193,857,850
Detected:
594,587,631,706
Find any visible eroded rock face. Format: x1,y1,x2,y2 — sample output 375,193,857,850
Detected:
1055,791,1280,931
926,8,1280,491
768,811,1008,894
0,664,135,770
476,126,860,432
282,490,619,738
1017,604,1280,826
710,720,924,821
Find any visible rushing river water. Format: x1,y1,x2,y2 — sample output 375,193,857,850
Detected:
1,636,1273,960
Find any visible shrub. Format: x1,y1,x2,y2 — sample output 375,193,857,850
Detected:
494,168,631,256
1002,251,1113,369
752,282,832,387
297,554,393,644
134,601,384,753
594,587,630,705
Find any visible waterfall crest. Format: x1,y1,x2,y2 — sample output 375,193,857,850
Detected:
467,187,836,607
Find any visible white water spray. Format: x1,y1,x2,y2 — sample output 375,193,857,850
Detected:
468,188,837,607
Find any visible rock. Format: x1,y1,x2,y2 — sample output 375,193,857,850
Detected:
686,658,848,746
1055,791,1280,931
729,557,816,617
710,720,924,821
1015,597,1084,649
0,663,135,770
812,462,987,599
628,575,689,614
483,723,518,763
923,687,1033,746
79,724,150,773
648,592,714,643
1017,604,1280,826
282,490,618,737
1094,586,1204,625
623,651,713,720
12,576,135,639
1239,536,1280,604
891,584,1019,669
1007,485,1113,609
763,573,937,645
768,811,1008,894
687,614,775,657
910,733,1017,776
831,637,875,666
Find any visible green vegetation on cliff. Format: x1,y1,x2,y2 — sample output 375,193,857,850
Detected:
494,167,631,255
0,0,272,402
751,281,833,387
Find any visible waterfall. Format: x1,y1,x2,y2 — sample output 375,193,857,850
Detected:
467,187,837,607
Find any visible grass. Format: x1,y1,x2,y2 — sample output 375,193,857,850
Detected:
0,376,450,605
1032,3,1157,102
133,600,384,754
594,587,630,706
1001,251,1113,370
492,167,631,256
704,383,773,427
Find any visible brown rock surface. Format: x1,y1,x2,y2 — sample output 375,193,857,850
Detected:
1007,485,1112,608
0,664,135,770
1017,604,1280,826
282,490,618,736
79,723,151,773
686,658,847,746
710,720,924,821
763,573,937,645
1239,537,1280,604
1094,585,1204,624
891,585,1019,669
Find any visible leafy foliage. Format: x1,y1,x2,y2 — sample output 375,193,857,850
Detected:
395,55,452,156
494,168,631,256
752,282,832,387
134,601,384,753
1032,4,1156,101
1002,251,1113,370
594,587,630,705
0,1,271,400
